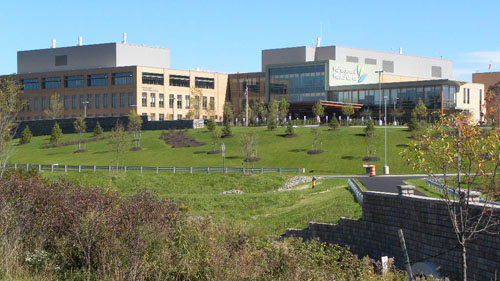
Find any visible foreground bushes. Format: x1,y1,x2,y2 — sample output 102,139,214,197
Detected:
0,171,405,281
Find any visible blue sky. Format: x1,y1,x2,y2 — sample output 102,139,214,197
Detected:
0,0,498,81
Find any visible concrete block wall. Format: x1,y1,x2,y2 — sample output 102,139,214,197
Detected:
286,191,500,280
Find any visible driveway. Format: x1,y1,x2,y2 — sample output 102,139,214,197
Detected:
354,176,427,196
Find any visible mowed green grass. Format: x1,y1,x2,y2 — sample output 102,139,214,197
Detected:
42,172,362,235
10,126,418,175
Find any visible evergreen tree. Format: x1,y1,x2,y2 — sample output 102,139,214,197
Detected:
414,99,428,123
312,101,325,119
50,122,62,144
408,110,419,132
206,119,216,132
19,126,32,144
93,122,103,137
267,118,277,131
285,121,295,135
364,120,376,138
328,114,340,131
222,121,232,137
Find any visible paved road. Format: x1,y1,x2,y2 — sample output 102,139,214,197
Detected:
354,176,427,196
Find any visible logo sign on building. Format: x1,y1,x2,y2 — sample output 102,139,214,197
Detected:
328,60,377,87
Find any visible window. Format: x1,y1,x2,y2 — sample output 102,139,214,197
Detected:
142,92,147,107
112,93,117,108
202,96,207,110
64,75,84,88
432,66,442,78
365,58,377,65
142,73,164,85
159,114,165,121
159,94,165,108
80,95,85,109
42,97,47,110
185,95,190,109
382,61,394,73
64,96,69,110
195,96,200,109
169,75,190,87
463,88,466,104
55,55,67,66
120,93,125,108
112,72,133,85
95,94,101,109
177,95,182,109
42,77,61,89
195,77,214,89
170,114,174,120
128,92,134,106
34,97,39,111
467,88,470,104
177,114,182,120
203,115,207,120
71,95,76,109
209,97,215,110
150,113,155,121
22,78,39,90
346,56,359,63
169,94,174,108
150,93,156,107
103,93,109,108
88,74,108,86
87,94,93,109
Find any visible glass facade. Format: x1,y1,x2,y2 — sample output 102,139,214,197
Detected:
22,78,39,90
269,64,326,103
42,77,61,89
65,75,84,88
143,73,164,85
88,74,108,87
128,92,134,107
228,73,266,115
169,75,189,87
113,72,133,85
195,77,214,89
103,94,109,108
96,94,101,109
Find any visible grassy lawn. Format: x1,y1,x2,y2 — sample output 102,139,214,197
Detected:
404,178,445,199
10,125,418,175
41,172,362,235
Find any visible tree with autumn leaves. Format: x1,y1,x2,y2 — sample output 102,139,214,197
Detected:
485,82,500,126
402,112,500,281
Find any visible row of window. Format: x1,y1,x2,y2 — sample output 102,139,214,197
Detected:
21,72,134,90
140,92,215,110
24,93,135,112
142,73,215,89
148,113,215,121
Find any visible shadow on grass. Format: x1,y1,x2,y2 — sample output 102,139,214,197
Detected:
341,155,361,160
355,133,366,137
289,149,307,152
193,151,206,154
396,144,409,148
226,156,243,160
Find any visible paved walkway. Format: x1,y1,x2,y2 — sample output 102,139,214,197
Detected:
354,176,427,196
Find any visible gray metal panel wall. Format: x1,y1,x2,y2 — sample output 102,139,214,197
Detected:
315,46,336,61
262,46,314,72
17,43,117,74
116,43,170,69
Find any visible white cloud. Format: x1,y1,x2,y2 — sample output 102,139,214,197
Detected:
466,50,500,63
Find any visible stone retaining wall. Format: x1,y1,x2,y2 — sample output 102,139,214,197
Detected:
285,191,500,280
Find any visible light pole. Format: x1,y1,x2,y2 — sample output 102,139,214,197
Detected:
82,101,89,118
384,95,389,175
375,70,384,125
221,143,226,173
393,97,399,125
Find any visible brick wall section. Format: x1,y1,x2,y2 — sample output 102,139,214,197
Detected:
13,116,196,138
285,191,500,280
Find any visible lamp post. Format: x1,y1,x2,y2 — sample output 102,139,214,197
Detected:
384,95,389,175
375,70,384,125
82,101,89,118
393,97,399,125
221,142,226,173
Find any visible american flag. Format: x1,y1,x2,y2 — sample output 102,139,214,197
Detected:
244,84,248,97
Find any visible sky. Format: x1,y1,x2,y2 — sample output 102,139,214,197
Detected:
0,0,499,81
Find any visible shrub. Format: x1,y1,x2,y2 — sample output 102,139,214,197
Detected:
206,119,216,132
267,118,277,131
364,120,376,138
49,123,62,144
222,121,232,137
19,126,32,144
285,122,295,135
93,122,103,137
408,111,419,132
328,114,340,131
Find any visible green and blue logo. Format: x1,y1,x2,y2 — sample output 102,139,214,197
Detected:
357,65,367,83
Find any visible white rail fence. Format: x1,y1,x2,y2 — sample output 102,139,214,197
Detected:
348,178,364,204
9,163,306,176
425,177,500,206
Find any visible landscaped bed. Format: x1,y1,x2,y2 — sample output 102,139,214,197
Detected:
159,129,206,148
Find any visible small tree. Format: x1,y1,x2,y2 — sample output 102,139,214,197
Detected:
206,119,216,132
485,82,500,126
285,121,295,136
267,99,279,121
312,101,325,121
310,127,322,152
408,110,419,132
210,127,221,152
341,105,355,125
50,122,62,144
223,101,235,124
93,122,103,137
393,107,405,124
329,114,340,131
403,112,500,281
128,110,143,149
361,108,373,122
267,118,277,131
190,87,203,119
73,117,87,150
278,97,290,122
44,93,64,119
414,99,428,123
19,126,32,145
109,123,128,169
239,132,258,169
222,121,232,137
364,121,378,160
